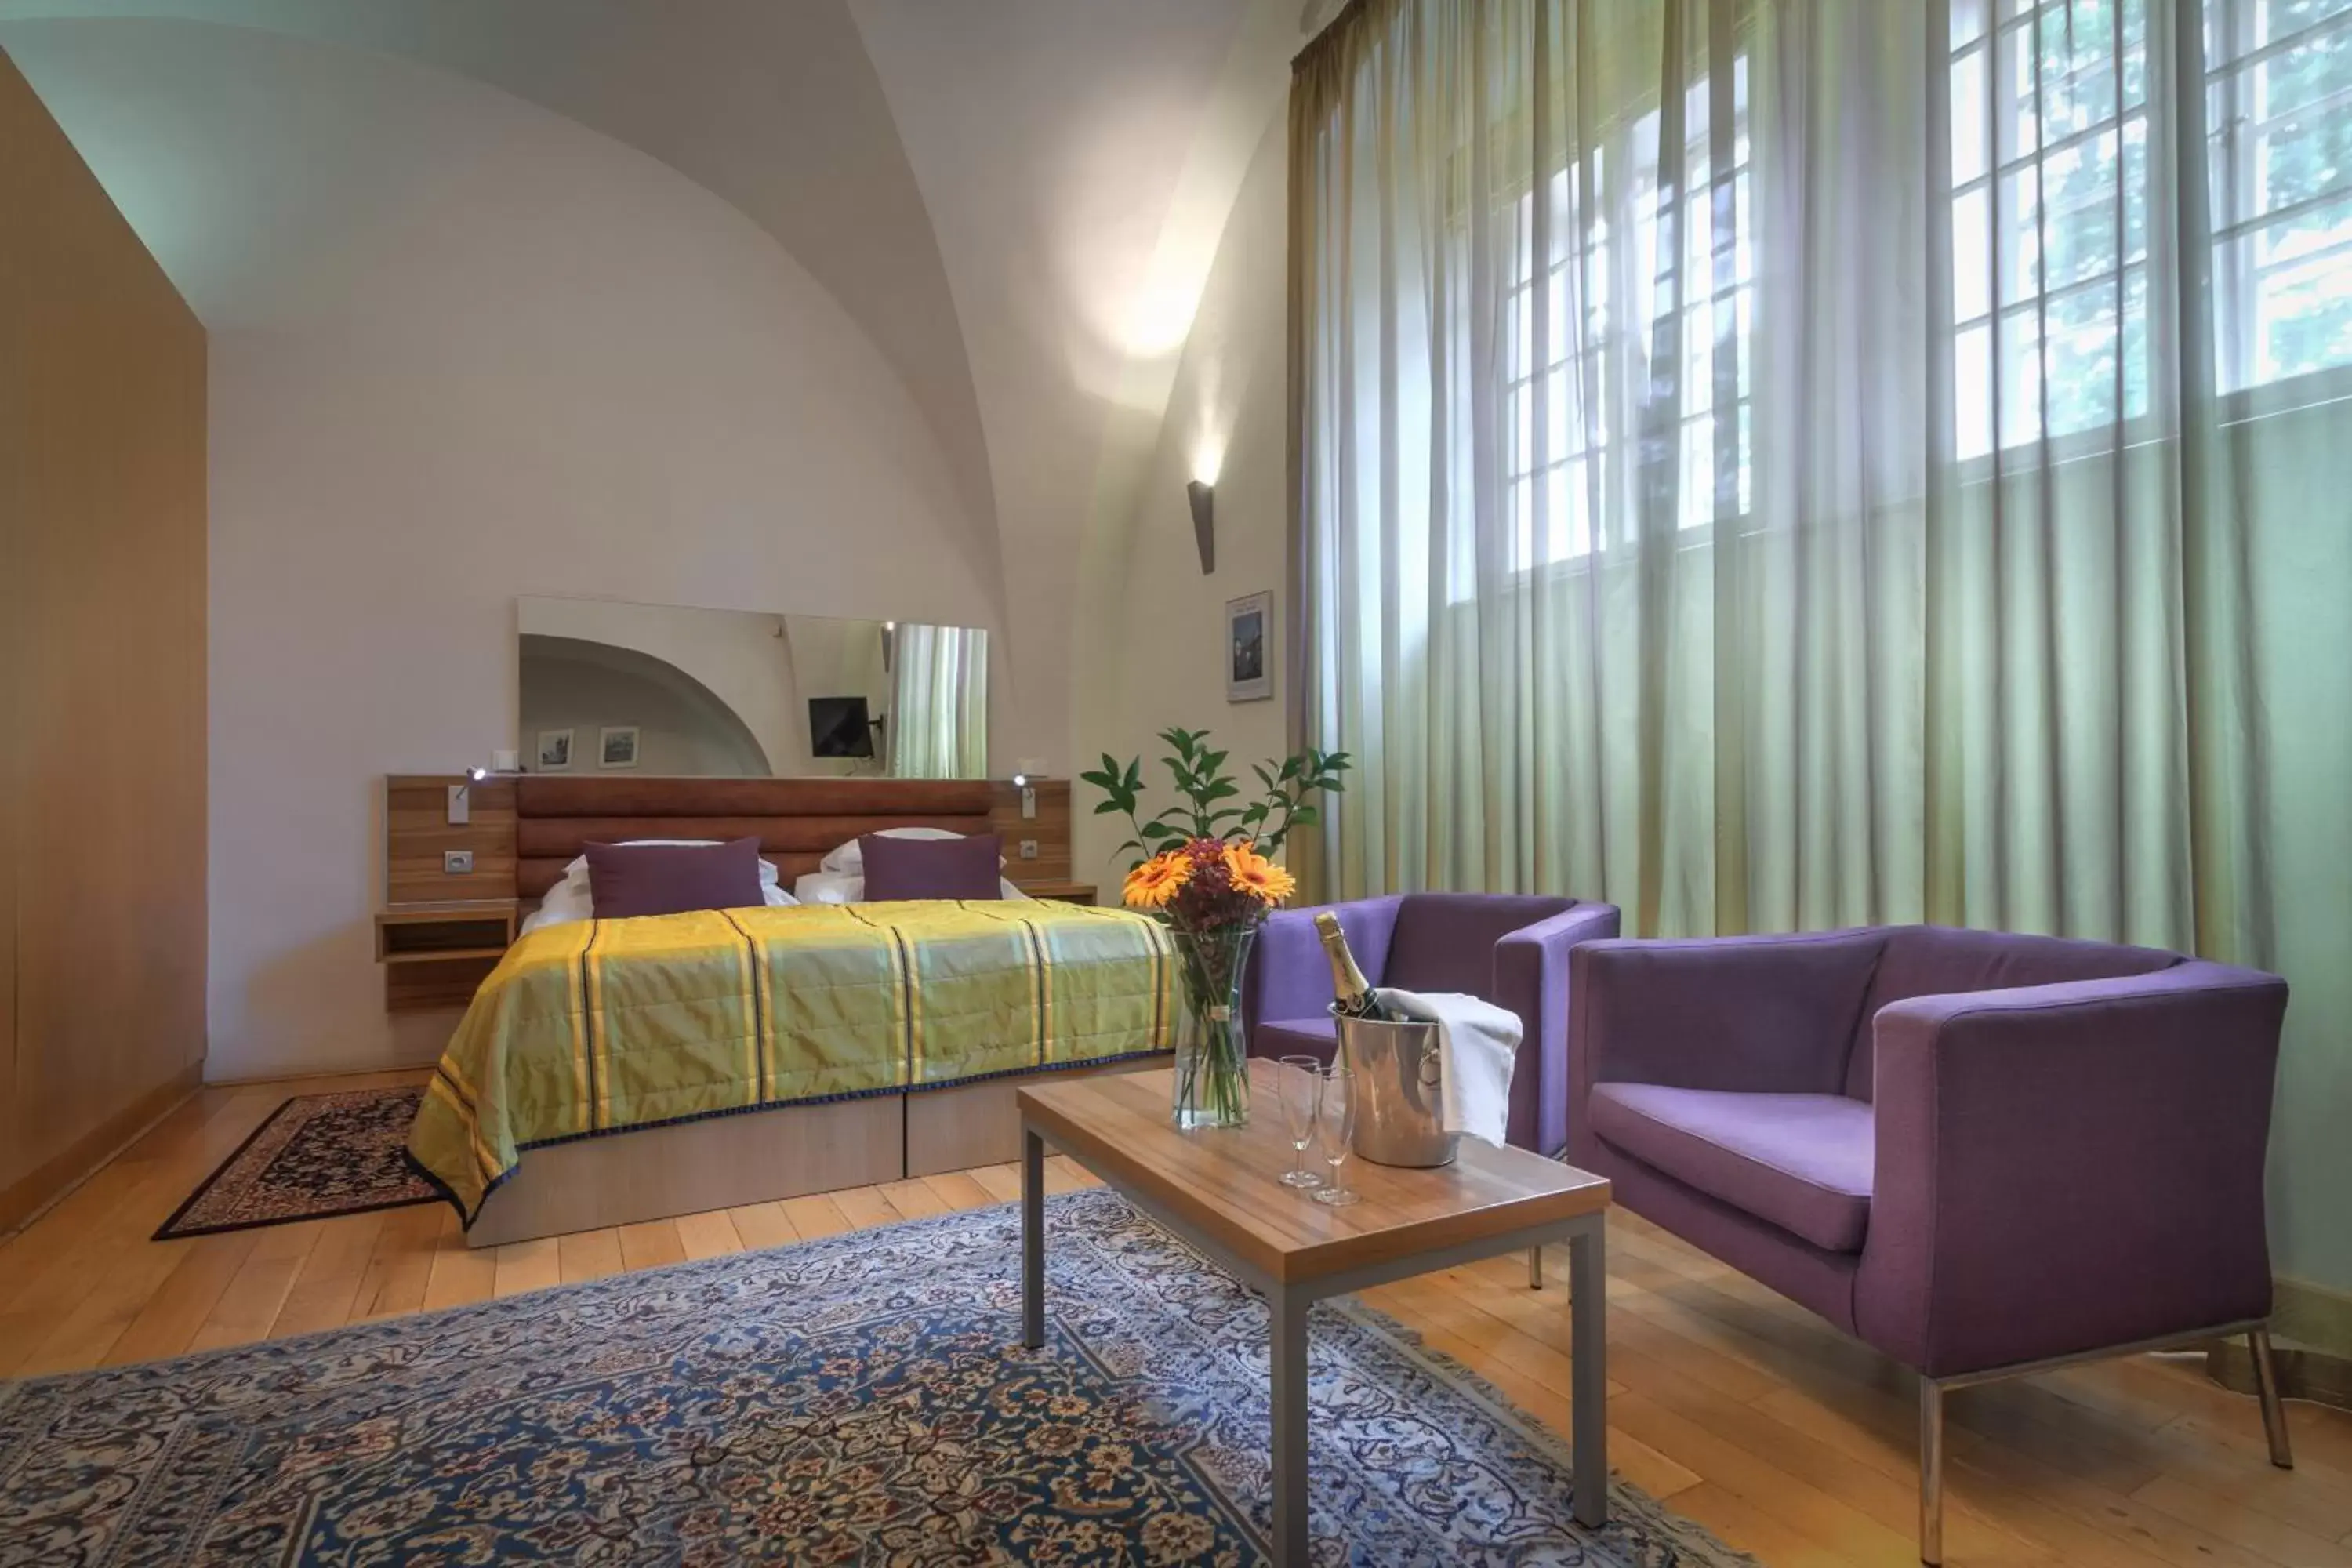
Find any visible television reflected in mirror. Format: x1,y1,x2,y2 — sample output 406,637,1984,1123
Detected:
808,695,874,760
516,596,989,779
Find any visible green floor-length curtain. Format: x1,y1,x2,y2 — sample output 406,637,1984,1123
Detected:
1289,0,2310,963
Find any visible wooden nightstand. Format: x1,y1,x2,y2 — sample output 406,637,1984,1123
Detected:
375,899,519,1012
1017,881,1098,906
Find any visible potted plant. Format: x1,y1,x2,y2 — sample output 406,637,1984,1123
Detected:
1083,729,1349,1129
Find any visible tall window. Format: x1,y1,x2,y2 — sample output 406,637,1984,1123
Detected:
1950,0,2352,458
1504,61,1751,568
1950,0,2152,458
2209,0,2352,393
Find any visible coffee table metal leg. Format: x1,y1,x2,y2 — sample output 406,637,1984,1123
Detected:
1022,1127,1045,1350
1569,1221,1609,1527
1269,1286,1310,1565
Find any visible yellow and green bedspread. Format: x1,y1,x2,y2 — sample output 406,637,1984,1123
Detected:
408,900,1176,1223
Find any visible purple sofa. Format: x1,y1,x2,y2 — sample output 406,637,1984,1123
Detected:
1567,925,2292,1563
1241,892,1621,1153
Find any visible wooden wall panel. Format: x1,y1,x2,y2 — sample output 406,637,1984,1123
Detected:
385,775,518,904
0,53,209,1229
992,779,1075,887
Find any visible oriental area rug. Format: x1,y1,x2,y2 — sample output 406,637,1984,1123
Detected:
7,1188,1751,1566
153,1086,437,1240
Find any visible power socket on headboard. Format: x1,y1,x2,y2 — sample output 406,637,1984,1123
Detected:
387,775,517,904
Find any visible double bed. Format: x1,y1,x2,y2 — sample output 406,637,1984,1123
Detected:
400,775,1170,1247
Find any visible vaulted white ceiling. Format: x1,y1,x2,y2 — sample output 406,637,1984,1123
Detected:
0,0,1300,765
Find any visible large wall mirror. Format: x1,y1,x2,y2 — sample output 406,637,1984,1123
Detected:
516,596,990,779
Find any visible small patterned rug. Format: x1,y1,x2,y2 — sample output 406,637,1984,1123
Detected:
5,1189,1751,1566
153,1086,438,1240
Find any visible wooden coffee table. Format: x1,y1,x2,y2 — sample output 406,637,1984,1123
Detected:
1018,1058,1613,1565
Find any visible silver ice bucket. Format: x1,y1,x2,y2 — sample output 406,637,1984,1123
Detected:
1338,1015,1458,1168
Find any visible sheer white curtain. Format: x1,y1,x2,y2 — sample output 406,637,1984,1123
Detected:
1288,0,2338,958
887,624,989,779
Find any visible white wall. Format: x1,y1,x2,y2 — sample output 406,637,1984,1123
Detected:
1075,119,1292,888
5,21,1001,1079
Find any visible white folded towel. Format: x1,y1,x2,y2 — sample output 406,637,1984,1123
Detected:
1369,987,1522,1146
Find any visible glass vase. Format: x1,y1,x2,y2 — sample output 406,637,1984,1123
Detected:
1170,924,1256,1130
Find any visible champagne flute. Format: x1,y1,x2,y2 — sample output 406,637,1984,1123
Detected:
1312,1066,1361,1207
1277,1055,1324,1189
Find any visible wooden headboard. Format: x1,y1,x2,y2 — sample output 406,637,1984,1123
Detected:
512,776,993,898
385,774,1072,904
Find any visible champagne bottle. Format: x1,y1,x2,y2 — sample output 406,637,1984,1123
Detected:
1314,912,1385,1021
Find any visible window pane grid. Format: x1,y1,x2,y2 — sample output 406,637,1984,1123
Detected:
1954,106,2144,196
1953,0,2169,454
1955,261,2151,334
2205,2,2352,75
2207,0,2352,393
2213,183,2352,244
1505,67,1751,568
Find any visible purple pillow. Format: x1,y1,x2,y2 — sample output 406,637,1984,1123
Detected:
858,833,1002,902
583,837,766,919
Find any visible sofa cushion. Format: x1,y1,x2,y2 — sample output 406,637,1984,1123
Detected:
1255,1015,1339,1066
1589,1083,1875,1252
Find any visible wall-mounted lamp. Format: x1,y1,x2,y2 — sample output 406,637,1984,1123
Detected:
1186,480,1215,575
880,619,897,674
1012,773,1036,818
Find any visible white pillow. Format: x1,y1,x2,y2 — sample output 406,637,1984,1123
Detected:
793,870,1033,904
521,877,595,934
793,870,862,905
560,840,782,897
818,826,968,876
528,874,796,931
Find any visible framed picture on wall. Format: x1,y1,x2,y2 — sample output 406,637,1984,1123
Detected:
599,725,641,769
535,728,574,771
1226,590,1273,702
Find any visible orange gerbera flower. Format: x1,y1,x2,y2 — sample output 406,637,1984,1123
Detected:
1221,840,1296,906
1123,850,1193,909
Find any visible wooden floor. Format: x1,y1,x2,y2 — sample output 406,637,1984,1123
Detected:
6,1072,2352,1567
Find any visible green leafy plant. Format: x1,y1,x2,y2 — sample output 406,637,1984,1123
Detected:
1081,728,1349,868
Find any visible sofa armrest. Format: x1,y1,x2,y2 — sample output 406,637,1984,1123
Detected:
1855,961,2287,1377
1241,896,1403,1047
1566,930,1889,1163
1492,902,1621,1152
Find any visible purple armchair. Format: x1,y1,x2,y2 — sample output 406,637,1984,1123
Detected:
1568,925,2292,1563
1242,892,1621,1153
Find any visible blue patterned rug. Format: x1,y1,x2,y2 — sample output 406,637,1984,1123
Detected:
0,1189,1748,1566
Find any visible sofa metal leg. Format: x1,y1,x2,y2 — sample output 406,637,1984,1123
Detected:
1918,1379,1945,1566
1529,1245,1543,1290
2249,1327,2294,1469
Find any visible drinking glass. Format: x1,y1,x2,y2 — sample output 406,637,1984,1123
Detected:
1312,1066,1360,1207
1277,1055,1324,1189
